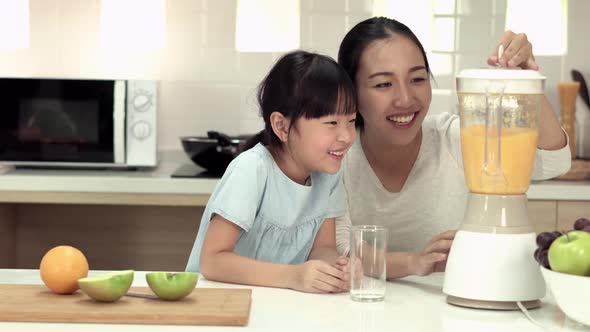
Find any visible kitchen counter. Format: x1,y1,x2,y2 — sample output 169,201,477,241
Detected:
0,269,587,332
0,151,217,206
0,151,589,205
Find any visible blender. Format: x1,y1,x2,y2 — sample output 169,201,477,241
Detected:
442,69,546,310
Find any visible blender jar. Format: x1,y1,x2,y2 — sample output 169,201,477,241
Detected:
456,69,545,195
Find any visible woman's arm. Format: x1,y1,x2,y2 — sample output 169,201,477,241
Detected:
335,213,352,256
200,214,348,292
488,30,566,150
537,95,567,150
308,218,343,264
385,230,456,279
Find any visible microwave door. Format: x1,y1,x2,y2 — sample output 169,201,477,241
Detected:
113,81,126,164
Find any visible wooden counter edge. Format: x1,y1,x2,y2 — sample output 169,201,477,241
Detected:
0,191,210,206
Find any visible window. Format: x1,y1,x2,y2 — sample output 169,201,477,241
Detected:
100,0,166,51
0,0,29,50
235,0,300,52
505,0,567,56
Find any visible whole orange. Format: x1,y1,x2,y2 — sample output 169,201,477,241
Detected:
39,245,89,294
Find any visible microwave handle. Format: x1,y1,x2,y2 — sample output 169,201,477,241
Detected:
113,81,126,164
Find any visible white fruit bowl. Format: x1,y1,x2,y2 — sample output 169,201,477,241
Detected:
540,266,590,326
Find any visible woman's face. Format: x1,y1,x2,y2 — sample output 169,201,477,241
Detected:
355,36,432,146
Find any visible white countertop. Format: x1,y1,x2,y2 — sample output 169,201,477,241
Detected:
0,151,218,196
0,269,587,332
0,151,589,201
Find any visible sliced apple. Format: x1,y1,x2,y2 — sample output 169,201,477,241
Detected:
78,270,134,302
146,272,198,300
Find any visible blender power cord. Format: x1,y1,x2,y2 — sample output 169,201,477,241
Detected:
517,301,555,332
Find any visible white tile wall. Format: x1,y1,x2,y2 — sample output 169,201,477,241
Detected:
346,14,372,33
429,53,454,89
0,0,588,151
456,16,494,53
309,14,348,58
346,0,372,14
309,0,347,12
536,56,565,114
457,0,493,16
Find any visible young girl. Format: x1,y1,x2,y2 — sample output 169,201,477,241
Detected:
185,50,357,293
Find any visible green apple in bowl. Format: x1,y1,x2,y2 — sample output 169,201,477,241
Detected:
146,272,198,300
78,270,134,302
548,231,590,276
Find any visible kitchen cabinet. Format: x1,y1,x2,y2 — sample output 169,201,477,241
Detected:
0,205,16,267
557,201,590,230
0,152,588,270
0,199,577,271
528,200,590,233
1,203,203,271
528,200,558,233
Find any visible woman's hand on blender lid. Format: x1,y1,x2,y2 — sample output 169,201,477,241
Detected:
487,30,539,71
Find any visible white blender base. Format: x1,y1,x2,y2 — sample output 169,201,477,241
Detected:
447,296,540,310
443,231,545,310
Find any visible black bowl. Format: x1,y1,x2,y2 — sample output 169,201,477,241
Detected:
180,132,249,174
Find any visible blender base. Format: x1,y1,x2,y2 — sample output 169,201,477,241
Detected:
446,295,541,310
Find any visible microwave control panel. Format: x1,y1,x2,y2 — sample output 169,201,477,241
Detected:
126,80,157,167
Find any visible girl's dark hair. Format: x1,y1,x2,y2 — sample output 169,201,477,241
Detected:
338,17,431,128
242,50,357,152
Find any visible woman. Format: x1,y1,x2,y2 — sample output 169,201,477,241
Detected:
335,17,571,279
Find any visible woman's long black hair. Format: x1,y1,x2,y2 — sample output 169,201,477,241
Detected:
338,16,432,128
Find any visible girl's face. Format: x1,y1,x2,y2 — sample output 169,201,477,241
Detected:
355,36,432,146
288,112,357,177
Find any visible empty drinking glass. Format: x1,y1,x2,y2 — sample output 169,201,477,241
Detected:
350,225,387,302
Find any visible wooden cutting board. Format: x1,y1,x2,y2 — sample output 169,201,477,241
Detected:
0,284,252,326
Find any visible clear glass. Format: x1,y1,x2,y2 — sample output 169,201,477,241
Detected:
458,92,542,195
350,225,387,302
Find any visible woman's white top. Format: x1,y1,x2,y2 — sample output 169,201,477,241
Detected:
336,113,572,254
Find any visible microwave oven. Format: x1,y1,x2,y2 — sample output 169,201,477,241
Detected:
0,78,157,168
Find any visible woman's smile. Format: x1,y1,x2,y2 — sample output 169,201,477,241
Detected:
386,111,420,128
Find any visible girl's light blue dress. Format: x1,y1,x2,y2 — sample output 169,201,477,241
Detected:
185,143,346,272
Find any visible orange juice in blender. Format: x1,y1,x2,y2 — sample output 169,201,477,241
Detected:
461,125,538,194
456,70,544,195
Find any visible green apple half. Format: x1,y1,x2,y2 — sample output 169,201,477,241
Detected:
78,270,134,302
548,231,590,276
146,272,198,300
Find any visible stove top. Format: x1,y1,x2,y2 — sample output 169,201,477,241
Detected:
170,163,222,179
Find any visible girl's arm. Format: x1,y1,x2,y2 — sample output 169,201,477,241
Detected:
199,214,348,292
200,215,295,288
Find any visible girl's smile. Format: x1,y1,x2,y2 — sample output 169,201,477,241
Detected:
328,149,347,161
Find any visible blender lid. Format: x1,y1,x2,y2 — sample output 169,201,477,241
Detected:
456,69,545,94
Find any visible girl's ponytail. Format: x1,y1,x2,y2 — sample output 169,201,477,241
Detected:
239,129,266,153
